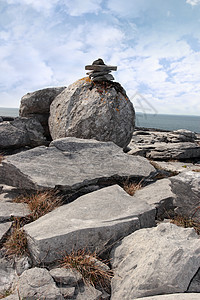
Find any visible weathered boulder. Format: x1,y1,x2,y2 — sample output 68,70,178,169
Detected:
24,185,156,264
49,78,135,148
17,267,64,299
19,87,65,138
0,117,47,150
169,171,200,220
1,137,155,190
111,223,200,299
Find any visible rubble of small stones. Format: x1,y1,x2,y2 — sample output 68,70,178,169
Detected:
85,58,117,82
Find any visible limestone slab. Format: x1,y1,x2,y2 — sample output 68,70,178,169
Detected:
111,223,200,299
1,137,155,190
24,185,156,264
137,294,200,300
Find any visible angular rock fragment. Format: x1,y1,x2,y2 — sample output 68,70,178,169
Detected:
50,268,82,286
18,267,64,299
1,137,155,190
0,117,47,150
0,223,12,242
111,223,200,299
19,87,65,138
24,185,156,264
169,171,200,220
135,178,176,219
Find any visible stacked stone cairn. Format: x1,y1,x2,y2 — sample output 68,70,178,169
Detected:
85,58,117,82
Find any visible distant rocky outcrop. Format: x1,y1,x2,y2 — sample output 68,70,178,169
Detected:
19,87,65,139
128,128,200,160
49,78,135,148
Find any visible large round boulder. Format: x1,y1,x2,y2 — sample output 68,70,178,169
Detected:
49,78,135,148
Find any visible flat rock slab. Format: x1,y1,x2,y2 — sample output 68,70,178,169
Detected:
151,161,200,173
111,223,200,299
169,171,200,219
137,294,200,300
0,195,30,222
24,185,156,264
129,142,200,160
1,137,155,190
0,222,12,242
135,178,176,219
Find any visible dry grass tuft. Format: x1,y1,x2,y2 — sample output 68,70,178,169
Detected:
4,219,28,257
123,181,143,196
170,215,200,235
14,190,63,221
60,249,113,288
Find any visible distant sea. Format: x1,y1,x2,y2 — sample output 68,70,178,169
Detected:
0,107,200,133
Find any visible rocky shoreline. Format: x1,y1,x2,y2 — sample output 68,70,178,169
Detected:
0,81,200,299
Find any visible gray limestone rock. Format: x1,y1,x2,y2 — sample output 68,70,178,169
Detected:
136,294,200,300
74,283,102,300
19,87,65,138
110,223,200,299
49,268,82,286
1,137,155,190
24,185,156,264
135,178,176,219
0,194,30,222
170,171,200,220
20,87,66,115
92,74,114,81
49,78,135,148
17,267,64,299
0,258,16,294
0,117,46,150
188,268,200,292
0,223,12,242
150,161,200,173
128,129,200,160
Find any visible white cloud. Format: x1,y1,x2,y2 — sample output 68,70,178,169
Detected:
186,0,200,6
63,0,103,16
6,0,58,12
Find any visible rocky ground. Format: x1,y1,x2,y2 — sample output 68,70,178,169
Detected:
0,125,200,299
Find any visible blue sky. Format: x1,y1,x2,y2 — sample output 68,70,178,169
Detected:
0,0,200,115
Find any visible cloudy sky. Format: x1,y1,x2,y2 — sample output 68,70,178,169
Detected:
0,0,200,115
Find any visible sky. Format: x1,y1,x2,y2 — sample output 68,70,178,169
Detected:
0,0,200,115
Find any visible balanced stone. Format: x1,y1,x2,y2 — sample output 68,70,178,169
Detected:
85,58,117,82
